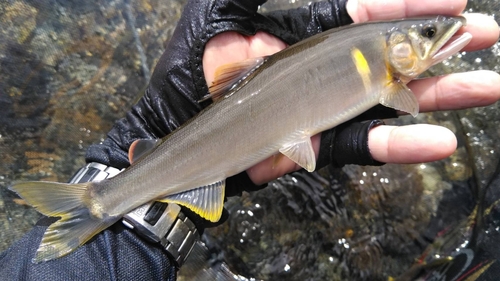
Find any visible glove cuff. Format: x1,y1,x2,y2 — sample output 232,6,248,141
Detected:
317,119,385,169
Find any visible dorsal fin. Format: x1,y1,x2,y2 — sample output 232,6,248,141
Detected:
128,139,161,164
200,57,267,102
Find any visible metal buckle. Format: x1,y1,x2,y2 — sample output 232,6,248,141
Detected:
69,162,199,267
68,162,123,183
122,201,200,267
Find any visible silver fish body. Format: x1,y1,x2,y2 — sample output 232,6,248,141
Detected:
99,16,469,216
104,34,384,209
10,16,472,262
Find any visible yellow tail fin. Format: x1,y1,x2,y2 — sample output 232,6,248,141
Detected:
9,181,119,262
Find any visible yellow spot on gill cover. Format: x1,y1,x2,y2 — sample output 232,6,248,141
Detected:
385,61,395,85
351,48,372,91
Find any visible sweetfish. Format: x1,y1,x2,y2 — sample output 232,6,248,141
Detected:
10,16,472,262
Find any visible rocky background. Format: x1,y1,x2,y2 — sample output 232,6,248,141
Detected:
1,1,499,280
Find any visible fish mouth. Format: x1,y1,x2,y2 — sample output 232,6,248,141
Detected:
431,18,472,65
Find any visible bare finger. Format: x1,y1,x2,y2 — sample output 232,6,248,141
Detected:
346,0,466,22
368,124,457,163
460,13,499,51
409,70,500,112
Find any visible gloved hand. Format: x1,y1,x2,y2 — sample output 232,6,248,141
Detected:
0,1,357,280
85,0,387,199
86,0,500,194
86,0,499,239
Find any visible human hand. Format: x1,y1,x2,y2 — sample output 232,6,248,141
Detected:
203,0,500,185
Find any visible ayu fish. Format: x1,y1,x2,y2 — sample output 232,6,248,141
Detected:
10,16,472,262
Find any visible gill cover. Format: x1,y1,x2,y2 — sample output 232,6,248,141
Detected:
380,16,471,116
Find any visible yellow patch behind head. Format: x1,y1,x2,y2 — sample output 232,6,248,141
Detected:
351,47,372,91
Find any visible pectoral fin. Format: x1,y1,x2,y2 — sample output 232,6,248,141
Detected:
379,82,419,117
158,180,225,222
129,139,162,164
279,137,316,172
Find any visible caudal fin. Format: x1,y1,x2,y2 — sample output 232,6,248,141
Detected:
9,181,119,263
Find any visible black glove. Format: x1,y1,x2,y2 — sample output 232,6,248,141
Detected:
317,107,399,168
1,1,367,280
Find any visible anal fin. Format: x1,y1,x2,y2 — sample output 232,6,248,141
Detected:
279,137,316,172
158,180,225,222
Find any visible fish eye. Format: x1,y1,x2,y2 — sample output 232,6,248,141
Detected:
421,24,437,38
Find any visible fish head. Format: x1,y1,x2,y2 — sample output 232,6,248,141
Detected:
387,16,472,81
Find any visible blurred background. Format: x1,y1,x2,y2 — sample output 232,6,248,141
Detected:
1,0,499,280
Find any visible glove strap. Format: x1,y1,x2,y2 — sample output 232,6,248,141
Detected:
69,162,199,268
